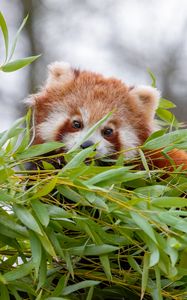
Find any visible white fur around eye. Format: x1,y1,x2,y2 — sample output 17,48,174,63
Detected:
38,110,67,141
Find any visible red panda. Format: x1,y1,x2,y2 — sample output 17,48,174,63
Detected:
26,61,187,171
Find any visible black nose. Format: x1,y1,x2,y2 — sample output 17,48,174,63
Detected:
81,140,94,149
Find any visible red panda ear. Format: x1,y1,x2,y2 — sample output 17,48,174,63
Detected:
24,94,39,107
129,85,161,120
24,61,75,107
46,61,75,87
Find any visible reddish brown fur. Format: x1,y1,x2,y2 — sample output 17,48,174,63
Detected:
55,119,82,142
27,62,187,172
147,149,187,172
32,70,152,145
103,130,121,153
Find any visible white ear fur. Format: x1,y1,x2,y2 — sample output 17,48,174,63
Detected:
23,94,37,107
23,61,75,106
46,61,74,87
133,85,160,109
130,85,161,120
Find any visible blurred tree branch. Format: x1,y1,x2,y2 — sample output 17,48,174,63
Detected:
20,0,43,93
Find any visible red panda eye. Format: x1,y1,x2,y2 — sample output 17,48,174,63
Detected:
103,128,113,137
72,120,82,129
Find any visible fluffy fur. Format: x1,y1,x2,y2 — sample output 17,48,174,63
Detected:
26,61,187,170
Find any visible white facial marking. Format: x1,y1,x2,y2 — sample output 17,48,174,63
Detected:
79,108,90,125
38,110,67,141
63,127,113,156
119,126,140,158
38,107,140,159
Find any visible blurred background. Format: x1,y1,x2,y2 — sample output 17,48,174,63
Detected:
0,0,187,132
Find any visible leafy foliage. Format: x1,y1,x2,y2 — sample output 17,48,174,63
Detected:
0,12,40,72
1,10,187,299
0,105,187,300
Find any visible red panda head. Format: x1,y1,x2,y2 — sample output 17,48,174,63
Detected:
26,61,160,158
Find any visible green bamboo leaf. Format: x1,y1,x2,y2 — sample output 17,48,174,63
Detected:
63,250,74,278
47,229,65,258
173,142,187,150
135,185,168,197
0,116,25,147
46,204,72,219
42,160,55,170
151,196,187,208
153,266,163,300
14,126,29,154
0,167,14,184
158,213,187,233
9,289,22,300
32,177,57,199
62,280,100,296
70,244,119,256
141,253,149,300
128,256,142,274
143,129,187,150
51,275,67,297
35,290,43,300
9,281,35,295
0,233,21,250
37,250,47,289
136,231,160,268
3,261,33,282
0,284,10,300
89,170,146,188
144,129,166,144
15,141,63,160
0,11,9,61
130,211,158,245
29,230,42,278
57,185,88,205
31,199,50,226
15,109,32,153
0,212,27,237
85,167,130,185
62,146,95,171
5,134,17,154
8,15,28,62
156,108,178,126
138,148,151,177
99,254,112,280
149,245,160,267
86,286,94,300
166,182,187,197
14,204,43,235
84,191,108,210
1,55,41,72
167,237,178,267
159,98,176,109
0,223,26,239
147,69,156,87
38,230,56,257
